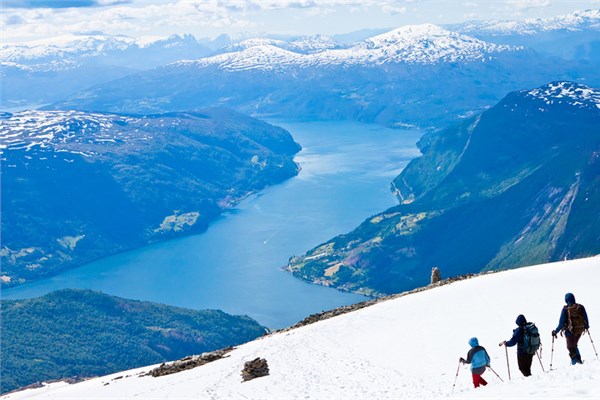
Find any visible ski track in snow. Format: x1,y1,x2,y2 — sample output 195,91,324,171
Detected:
4,256,600,399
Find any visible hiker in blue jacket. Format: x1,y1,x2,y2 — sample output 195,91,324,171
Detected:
460,337,490,388
552,293,589,365
500,314,533,377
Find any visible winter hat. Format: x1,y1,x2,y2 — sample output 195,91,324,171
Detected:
565,293,576,304
468,337,479,347
516,314,527,326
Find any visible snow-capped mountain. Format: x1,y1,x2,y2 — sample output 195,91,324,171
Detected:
0,33,211,108
218,35,343,56
451,9,600,36
178,24,519,71
447,9,600,62
5,256,599,399
355,24,517,63
0,34,136,63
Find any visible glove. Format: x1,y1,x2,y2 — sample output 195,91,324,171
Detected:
551,330,558,338
499,341,506,347
459,357,465,364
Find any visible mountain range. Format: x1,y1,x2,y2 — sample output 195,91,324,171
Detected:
43,22,598,129
286,81,600,296
0,109,300,287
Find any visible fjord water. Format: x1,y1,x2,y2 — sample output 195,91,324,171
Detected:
3,121,421,329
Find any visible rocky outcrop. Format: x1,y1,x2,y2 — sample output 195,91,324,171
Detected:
146,347,234,378
241,358,269,382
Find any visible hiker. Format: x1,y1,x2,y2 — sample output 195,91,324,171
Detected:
552,292,589,365
460,337,491,388
499,314,535,376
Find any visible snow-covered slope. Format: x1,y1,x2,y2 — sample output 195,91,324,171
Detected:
6,256,599,399
176,24,519,71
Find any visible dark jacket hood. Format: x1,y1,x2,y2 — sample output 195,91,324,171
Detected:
516,314,527,326
565,293,576,305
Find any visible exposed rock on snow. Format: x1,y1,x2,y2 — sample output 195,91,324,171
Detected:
146,348,234,378
241,358,269,382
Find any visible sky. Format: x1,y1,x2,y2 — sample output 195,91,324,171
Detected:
1,0,599,43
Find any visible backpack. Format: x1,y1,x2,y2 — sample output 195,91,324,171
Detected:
566,304,586,335
471,348,490,369
523,322,541,355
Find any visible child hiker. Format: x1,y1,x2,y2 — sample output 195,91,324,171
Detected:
460,337,491,388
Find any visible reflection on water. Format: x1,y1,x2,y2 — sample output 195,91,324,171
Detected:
2,120,421,329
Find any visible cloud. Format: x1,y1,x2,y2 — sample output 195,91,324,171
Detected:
504,0,550,10
382,5,407,15
3,0,130,8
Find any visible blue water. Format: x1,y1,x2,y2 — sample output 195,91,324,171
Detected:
2,120,421,329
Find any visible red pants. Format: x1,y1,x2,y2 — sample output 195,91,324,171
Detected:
472,373,488,388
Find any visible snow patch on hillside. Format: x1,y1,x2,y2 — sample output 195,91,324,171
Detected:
0,110,140,154
525,82,600,110
6,256,599,399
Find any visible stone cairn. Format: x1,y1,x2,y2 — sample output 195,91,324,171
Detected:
241,357,269,382
430,267,442,284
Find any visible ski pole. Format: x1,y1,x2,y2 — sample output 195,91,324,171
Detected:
487,366,504,383
550,334,555,371
588,329,599,360
536,350,546,373
504,344,511,380
451,359,462,393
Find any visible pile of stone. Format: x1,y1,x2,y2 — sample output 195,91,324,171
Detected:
145,347,234,378
241,357,269,382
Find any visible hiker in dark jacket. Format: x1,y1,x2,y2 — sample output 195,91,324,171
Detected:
460,337,490,388
500,314,533,376
552,292,589,365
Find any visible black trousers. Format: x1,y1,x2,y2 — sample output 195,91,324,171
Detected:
517,353,534,377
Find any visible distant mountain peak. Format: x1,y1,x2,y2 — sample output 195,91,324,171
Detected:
359,23,519,63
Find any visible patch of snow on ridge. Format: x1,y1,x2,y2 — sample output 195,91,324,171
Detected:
526,82,600,110
0,110,139,153
6,256,600,399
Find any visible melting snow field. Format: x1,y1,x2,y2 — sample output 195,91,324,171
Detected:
4,256,599,399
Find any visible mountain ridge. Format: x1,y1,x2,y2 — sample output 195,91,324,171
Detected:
286,81,600,296
0,108,300,288
0,289,267,394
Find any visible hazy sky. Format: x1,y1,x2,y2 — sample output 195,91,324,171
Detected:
1,0,599,43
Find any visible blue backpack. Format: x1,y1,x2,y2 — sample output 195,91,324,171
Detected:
471,348,490,369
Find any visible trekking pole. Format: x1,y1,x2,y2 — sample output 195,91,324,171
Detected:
487,366,505,383
504,344,511,380
550,334,555,371
588,329,599,360
451,360,462,393
536,350,546,373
